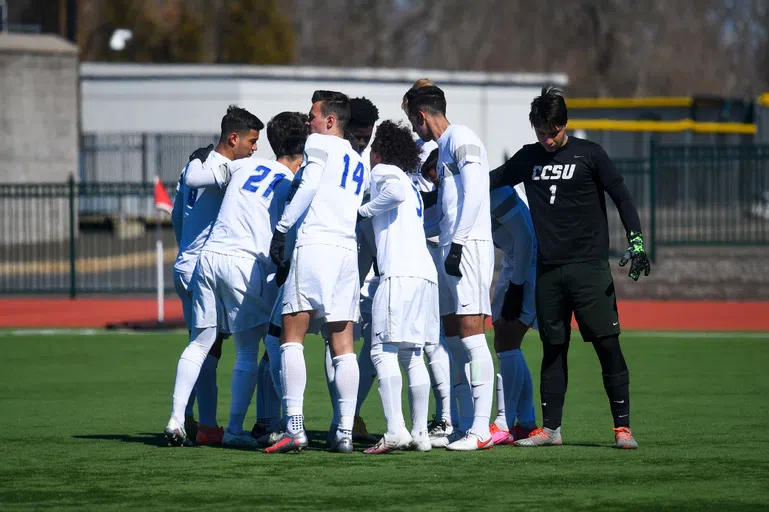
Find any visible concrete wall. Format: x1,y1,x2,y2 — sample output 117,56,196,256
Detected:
80,64,569,169
0,34,78,245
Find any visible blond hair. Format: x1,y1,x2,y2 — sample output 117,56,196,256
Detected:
402,78,436,114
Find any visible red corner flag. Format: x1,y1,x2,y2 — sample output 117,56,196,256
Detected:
154,177,173,215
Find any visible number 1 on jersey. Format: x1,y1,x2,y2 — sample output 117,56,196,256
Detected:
549,184,557,204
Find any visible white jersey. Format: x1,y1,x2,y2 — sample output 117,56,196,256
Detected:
360,163,437,284
172,151,231,277
411,139,440,241
490,186,537,284
277,133,369,251
436,124,492,246
203,157,294,266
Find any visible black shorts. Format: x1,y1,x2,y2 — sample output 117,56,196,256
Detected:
535,260,620,345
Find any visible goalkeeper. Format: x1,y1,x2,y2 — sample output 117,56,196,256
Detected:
488,85,651,450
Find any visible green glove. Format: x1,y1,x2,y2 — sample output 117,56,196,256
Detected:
619,231,651,281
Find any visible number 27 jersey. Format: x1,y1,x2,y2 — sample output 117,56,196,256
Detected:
295,133,370,251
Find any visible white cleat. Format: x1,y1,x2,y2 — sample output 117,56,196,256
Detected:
514,427,563,447
223,429,260,449
364,431,412,454
428,419,454,448
409,430,432,452
445,429,494,451
164,416,189,447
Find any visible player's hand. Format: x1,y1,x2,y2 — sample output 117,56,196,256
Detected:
619,231,651,281
501,282,524,321
269,229,286,267
444,242,463,278
275,260,290,288
189,144,214,162
372,258,380,277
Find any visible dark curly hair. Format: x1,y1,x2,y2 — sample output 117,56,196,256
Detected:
349,97,380,129
267,111,308,158
370,120,421,172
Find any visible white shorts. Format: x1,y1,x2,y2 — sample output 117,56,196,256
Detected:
192,251,271,334
491,258,537,329
372,276,440,347
173,270,194,331
282,244,360,323
437,239,494,317
269,285,325,336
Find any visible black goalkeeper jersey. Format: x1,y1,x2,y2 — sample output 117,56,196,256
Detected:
489,136,641,265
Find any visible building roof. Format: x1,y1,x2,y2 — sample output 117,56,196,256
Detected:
0,33,78,55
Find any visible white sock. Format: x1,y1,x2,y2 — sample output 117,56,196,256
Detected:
399,347,430,436
333,352,359,436
494,372,508,430
424,340,452,424
516,350,537,429
324,340,340,428
281,342,306,435
463,333,494,438
371,343,404,436
171,326,217,422
255,354,267,424
195,354,219,427
445,335,473,433
227,327,262,433
263,333,283,418
355,331,377,416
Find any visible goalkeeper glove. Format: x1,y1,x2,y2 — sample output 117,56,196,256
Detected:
501,282,524,321
619,231,651,281
444,243,463,278
269,229,286,268
275,260,290,288
189,144,214,162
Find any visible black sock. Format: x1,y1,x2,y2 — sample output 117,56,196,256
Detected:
540,339,569,430
593,336,630,428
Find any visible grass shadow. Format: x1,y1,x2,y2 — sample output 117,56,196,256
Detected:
72,433,171,448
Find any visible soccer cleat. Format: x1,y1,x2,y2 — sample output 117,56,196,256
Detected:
264,431,308,454
352,416,377,442
184,415,199,442
409,430,432,452
330,435,354,453
164,417,188,447
258,430,284,447
428,419,454,448
513,425,536,441
613,427,638,449
223,429,260,449
364,431,413,455
490,423,515,445
196,424,224,446
251,421,268,439
445,429,494,451
514,427,562,447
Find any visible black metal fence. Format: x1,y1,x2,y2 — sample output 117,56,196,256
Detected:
2,143,769,295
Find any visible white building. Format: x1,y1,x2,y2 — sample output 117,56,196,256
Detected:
81,63,568,175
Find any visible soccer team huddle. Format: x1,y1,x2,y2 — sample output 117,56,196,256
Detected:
165,79,651,453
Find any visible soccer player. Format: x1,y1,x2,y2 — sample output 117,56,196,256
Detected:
357,120,437,454
166,106,262,447
164,106,265,447
489,86,650,449
487,185,538,445
267,90,370,454
325,97,381,444
405,84,496,450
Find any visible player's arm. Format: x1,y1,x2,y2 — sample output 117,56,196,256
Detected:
592,145,651,280
171,177,184,245
275,160,323,233
488,149,528,190
358,173,407,218
184,157,231,189
452,139,486,246
508,209,535,286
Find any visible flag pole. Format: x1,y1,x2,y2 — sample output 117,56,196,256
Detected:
155,178,165,324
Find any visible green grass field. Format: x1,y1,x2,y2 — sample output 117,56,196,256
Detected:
1,330,768,511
